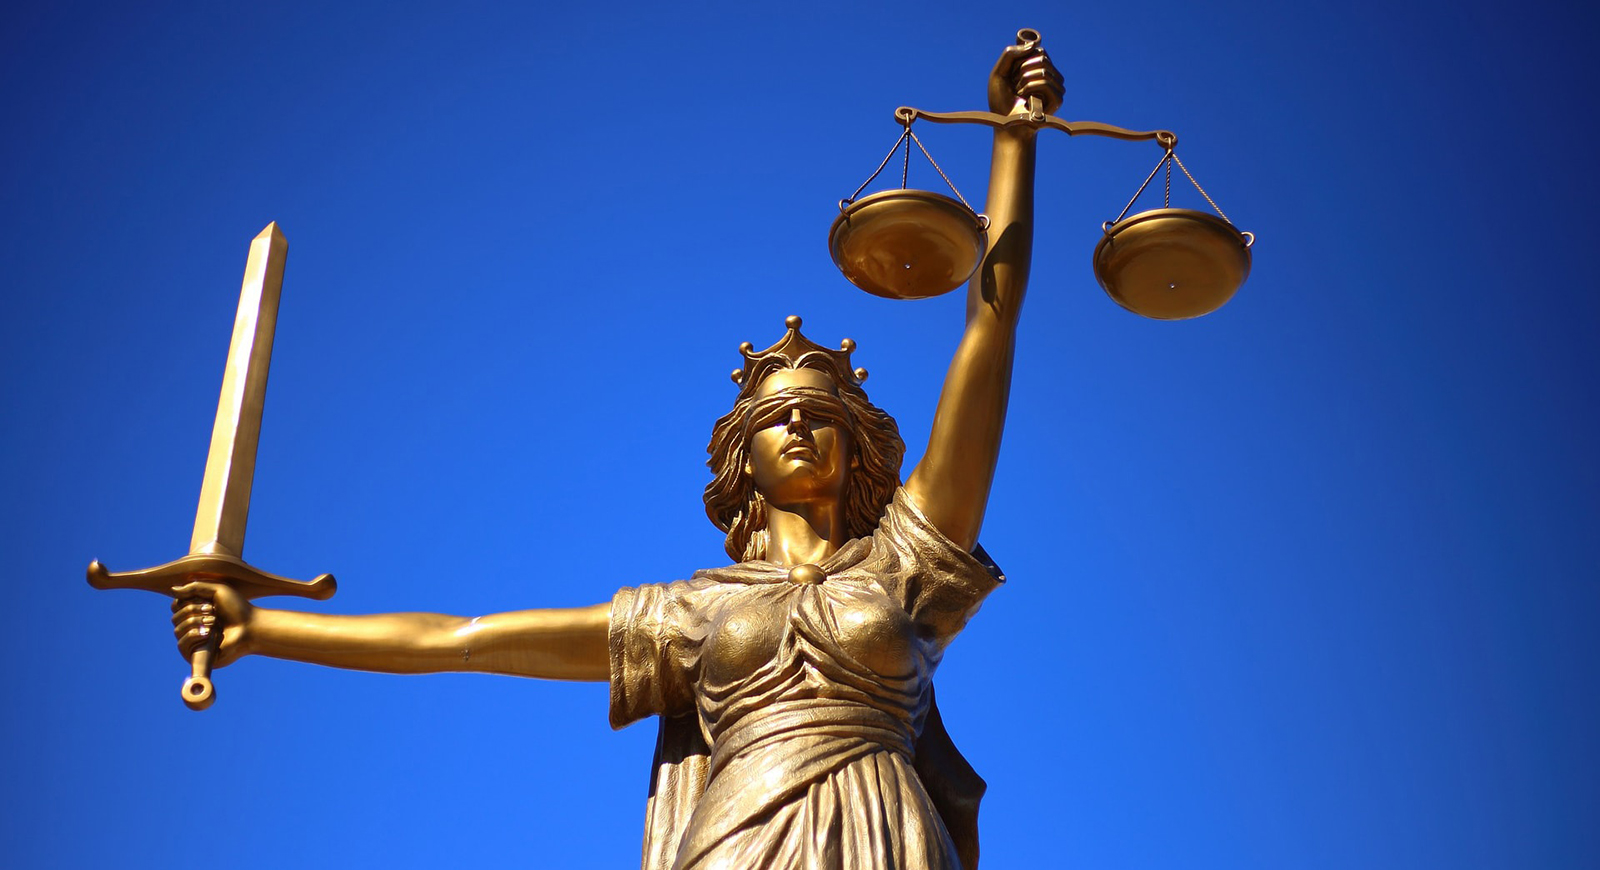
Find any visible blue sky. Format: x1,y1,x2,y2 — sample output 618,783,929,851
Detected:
4,2,1596,867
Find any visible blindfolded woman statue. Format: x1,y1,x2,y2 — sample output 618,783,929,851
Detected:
172,37,1064,870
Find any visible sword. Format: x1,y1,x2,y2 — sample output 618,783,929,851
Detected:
88,223,335,710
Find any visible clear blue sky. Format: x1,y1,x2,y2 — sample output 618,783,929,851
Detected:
5,2,1596,867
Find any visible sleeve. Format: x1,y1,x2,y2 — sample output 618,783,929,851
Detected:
861,487,1005,647
608,577,720,729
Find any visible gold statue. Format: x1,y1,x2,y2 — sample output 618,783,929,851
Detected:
156,37,1062,870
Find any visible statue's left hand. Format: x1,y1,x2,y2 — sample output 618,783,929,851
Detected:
988,36,1065,118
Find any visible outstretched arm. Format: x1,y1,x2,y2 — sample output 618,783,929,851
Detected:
904,40,1063,551
172,581,610,681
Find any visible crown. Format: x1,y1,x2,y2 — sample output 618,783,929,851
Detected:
730,315,868,389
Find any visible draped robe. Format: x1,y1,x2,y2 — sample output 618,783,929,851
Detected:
610,489,1003,870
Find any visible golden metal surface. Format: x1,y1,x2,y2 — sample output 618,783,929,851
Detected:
136,34,1060,867
193,223,285,558
841,25,1255,320
89,553,334,603
896,105,1176,149
829,189,988,299
835,41,1179,309
87,223,334,710
89,25,1249,867
1093,208,1253,320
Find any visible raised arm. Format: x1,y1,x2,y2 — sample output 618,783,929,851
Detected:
172,581,610,681
903,40,1063,550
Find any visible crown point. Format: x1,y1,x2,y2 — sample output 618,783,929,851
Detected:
730,317,866,393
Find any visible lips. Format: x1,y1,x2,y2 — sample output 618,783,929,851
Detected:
781,441,817,460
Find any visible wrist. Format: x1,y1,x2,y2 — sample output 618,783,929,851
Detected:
235,604,261,656
992,126,1038,149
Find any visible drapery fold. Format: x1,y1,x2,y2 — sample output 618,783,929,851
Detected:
612,488,1001,870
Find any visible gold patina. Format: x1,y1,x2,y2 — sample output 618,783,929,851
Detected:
90,28,1251,868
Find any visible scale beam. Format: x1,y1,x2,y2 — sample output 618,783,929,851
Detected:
893,105,1177,149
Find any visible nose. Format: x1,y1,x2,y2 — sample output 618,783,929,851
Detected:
785,408,809,435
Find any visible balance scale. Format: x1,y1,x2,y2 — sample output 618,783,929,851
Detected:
829,28,1253,320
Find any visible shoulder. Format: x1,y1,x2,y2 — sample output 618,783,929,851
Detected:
872,487,996,578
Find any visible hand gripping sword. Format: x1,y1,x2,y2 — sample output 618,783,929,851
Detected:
88,223,335,710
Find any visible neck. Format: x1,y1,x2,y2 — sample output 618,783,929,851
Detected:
763,501,846,565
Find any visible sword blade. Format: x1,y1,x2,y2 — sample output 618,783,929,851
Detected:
189,223,288,557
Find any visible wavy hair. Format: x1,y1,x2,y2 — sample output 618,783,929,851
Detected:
704,365,904,561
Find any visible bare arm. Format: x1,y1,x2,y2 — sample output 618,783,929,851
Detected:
173,582,611,682
904,42,1063,550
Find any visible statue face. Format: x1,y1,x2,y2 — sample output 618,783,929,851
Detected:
744,368,854,508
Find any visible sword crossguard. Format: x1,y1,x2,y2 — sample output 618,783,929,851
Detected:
87,554,335,710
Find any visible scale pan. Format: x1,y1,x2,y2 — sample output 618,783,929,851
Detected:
830,189,987,299
1093,208,1252,320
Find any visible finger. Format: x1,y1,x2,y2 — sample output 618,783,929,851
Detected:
172,581,215,601
1016,75,1064,99
176,623,215,658
1015,65,1065,103
1016,56,1064,88
1017,52,1061,73
170,601,214,626
1019,54,1050,73
177,628,212,659
173,613,216,638
990,43,1032,80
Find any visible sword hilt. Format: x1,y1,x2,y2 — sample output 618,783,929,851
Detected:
183,636,218,710
88,554,335,710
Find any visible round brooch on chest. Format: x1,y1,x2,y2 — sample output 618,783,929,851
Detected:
786,564,827,585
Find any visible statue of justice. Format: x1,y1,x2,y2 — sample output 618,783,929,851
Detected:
89,29,1252,870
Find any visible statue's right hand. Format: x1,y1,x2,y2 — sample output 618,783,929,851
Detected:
171,581,254,668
